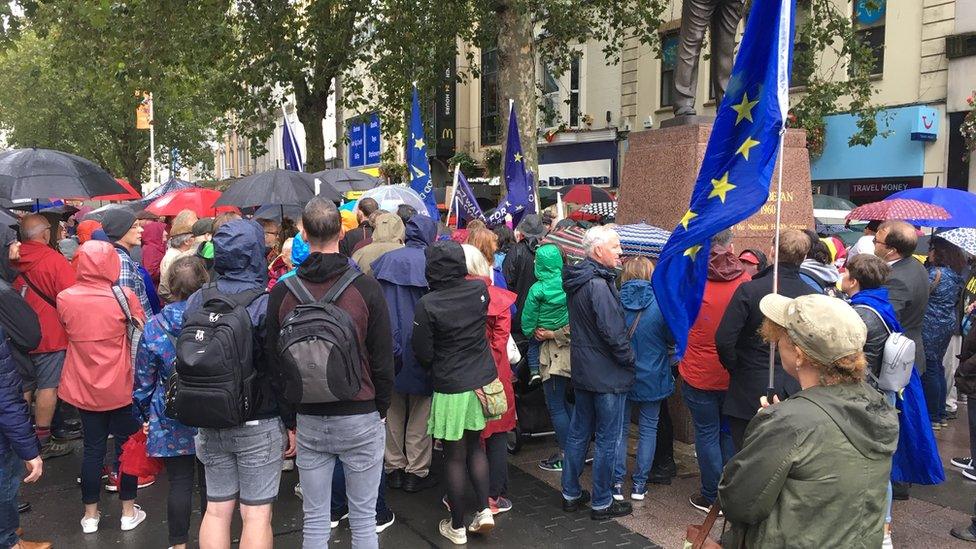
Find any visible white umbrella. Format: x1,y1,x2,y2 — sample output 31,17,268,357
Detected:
357,185,431,217
934,228,976,257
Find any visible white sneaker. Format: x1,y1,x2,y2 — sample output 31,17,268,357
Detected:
120,504,147,531
81,513,100,534
467,507,495,535
294,483,303,500
439,519,467,545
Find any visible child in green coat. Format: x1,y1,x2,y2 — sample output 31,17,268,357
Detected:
521,244,569,383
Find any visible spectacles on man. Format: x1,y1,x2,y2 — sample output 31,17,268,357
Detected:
873,237,887,247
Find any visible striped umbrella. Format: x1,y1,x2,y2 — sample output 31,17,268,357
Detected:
579,201,617,218
541,226,586,263
614,222,672,259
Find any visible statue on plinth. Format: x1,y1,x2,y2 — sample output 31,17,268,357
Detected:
672,0,747,116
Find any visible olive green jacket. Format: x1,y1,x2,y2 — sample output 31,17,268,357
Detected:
718,382,898,548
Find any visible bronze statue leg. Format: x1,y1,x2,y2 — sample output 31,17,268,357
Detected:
673,0,718,116
710,0,746,106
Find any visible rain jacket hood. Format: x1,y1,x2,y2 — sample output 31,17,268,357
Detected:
520,244,569,335
141,221,167,282
352,213,404,275
533,243,563,281
800,258,841,285
213,219,266,288
620,278,654,311
405,214,437,249
563,256,616,293
372,214,436,289
708,244,746,282
425,241,467,291
74,241,121,285
291,232,311,268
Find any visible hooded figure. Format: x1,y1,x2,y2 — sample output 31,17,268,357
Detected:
57,241,145,412
278,231,311,284
353,213,405,277
520,243,569,338
140,221,167,285
184,219,281,423
503,214,547,338
372,214,438,395
13,222,76,354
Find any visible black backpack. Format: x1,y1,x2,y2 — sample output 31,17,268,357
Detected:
169,284,265,428
276,271,364,405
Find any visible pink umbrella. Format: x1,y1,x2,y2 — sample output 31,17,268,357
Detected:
146,188,238,218
845,198,950,223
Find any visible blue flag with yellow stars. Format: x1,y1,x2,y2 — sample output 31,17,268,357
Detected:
652,0,796,356
486,103,535,227
408,86,438,217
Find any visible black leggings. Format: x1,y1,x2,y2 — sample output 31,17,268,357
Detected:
485,432,508,499
162,455,207,546
443,430,489,529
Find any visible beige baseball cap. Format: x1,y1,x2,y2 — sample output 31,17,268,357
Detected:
759,293,867,366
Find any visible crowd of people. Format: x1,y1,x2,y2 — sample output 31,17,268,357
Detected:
0,194,974,548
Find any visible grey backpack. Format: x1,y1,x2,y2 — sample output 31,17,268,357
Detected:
854,305,915,392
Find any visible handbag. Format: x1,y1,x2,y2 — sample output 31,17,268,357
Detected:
506,335,522,365
112,284,143,367
474,378,508,418
119,430,164,477
684,503,723,549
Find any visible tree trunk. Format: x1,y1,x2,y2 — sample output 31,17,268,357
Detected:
294,77,333,174
496,1,538,191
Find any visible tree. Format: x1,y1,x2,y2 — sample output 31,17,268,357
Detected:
0,1,235,191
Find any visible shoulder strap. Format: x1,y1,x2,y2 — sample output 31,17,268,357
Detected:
16,272,57,309
284,276,317,305
930,268,943,295
691,502,722,548
322,269,362,304
852,304,892,335
626,310,643,340
111,285,135,325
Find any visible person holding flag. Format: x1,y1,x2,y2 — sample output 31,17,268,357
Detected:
407,86,439,218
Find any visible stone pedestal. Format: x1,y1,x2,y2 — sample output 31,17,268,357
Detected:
617,124,814,253
617,124,813,444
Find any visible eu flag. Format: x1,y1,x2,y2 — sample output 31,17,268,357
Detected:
652,0,796,355
282,112,304,172
408,87,438,217
486,103,535,227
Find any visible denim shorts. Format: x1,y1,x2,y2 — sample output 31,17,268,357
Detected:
195,418,284,506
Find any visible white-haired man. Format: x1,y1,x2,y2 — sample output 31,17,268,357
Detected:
559,226,636,520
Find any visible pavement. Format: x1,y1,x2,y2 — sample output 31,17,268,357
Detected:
16,400,976,548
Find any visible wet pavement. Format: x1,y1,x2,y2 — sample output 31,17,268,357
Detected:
16,401,976,548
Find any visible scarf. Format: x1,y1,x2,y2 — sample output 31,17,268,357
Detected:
850,287,902,332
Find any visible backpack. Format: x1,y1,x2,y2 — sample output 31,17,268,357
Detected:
853,305,915,392
276,271,364,405
169,284,265,428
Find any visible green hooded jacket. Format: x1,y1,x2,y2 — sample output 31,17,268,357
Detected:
718,382,898,548
520,244,569,336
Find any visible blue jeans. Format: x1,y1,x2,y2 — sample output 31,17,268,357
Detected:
332,458,389,515
561,389,627,510
0,446,21,549
527,340,541,375
681,382,734,502
543,375,574,449
297,413,385,549
922,357,947,422
613,400,661,488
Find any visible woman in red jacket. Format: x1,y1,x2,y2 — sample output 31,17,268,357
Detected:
462,244,517,514
57,240,147,535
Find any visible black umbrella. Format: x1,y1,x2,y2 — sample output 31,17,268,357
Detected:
0,148,126,200
311,169,381,194
0,207,17,227
254,203,304,222
215,169,330,207
84,202,140,222
142,176,199,203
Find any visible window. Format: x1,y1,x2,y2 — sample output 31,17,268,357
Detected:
660,32,679,108
480,48,500,146
851,0,885,77
569,53,581,127
791,4,814,87
540,62,560,127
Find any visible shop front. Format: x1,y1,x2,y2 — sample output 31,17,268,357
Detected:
536,129,619,188
810,105,940,204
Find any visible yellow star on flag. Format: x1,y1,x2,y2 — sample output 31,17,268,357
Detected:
736,137,760,160
731,92,759,125
684,245,702,260
514,152,523,163
679,210,697,230
414,138,425,150
708,172,736,203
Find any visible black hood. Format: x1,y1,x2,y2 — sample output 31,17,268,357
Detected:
425,240,468,290
297,252,351,282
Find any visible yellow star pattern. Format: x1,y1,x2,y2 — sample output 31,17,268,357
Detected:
684,245,703,260
679,210,698,230
513,152,523,163
414,138,425,150
736,137,760,160
708,172,737,203
731,92,759,125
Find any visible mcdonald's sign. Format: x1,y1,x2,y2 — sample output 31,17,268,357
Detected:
434,59,457,158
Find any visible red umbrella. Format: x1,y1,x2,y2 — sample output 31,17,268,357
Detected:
845,198,950,223
541,226,586,262
146,188,238,217
559,185,614,205
92,178,141,201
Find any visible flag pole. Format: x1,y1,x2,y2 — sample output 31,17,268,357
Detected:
766,126,786,402
148,92,156,189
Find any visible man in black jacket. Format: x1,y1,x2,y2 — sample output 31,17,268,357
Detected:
339,197,378,257
716,229,815,454
266,197,395,547
502,214,547,338
560,226,635,521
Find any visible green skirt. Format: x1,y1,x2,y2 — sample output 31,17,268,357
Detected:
427,390,485,441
